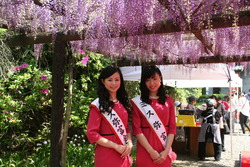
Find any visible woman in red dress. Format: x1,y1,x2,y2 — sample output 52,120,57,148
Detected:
87,66,133,167
131,65,176,167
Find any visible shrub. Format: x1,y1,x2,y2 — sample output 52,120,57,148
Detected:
0,50,111,165
0,62,52,154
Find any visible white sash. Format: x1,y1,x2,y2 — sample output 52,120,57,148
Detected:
132,96,167,147
91,98,127,145
132,96,176,162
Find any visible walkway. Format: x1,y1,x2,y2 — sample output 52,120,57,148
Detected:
172,123,250,167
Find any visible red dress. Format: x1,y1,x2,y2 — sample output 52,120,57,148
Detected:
132,97,176,167
87,101,131,167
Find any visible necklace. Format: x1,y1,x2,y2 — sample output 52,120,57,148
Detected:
110,98,119,104
113,100,119,104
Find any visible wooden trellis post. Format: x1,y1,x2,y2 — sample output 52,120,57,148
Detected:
50,36,66,167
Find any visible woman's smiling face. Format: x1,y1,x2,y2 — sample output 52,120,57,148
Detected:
102,72,121,95
145,73,161,95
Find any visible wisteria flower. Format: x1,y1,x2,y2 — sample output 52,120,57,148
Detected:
41,75,48,80
81,56,89,66
41,89,49,94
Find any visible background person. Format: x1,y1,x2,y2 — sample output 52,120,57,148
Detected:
186,95,198,116
227,93,238,132
210,95,227,152
87,66,133,167
174,101,188,110
131,65,176,167
184,95,198,152
238,92,250,135
174,101,187,116
198,98,222,161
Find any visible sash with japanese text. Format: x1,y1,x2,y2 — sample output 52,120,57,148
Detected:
91,98,127,145
132,96,167,147
132,96,177,162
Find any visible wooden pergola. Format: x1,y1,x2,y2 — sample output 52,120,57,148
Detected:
1,1,250,166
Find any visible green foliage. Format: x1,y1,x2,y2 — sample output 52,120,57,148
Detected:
0,49,111,166
124,81,140,99
166,86,202,103
0,28,7,36
69,51,111,130
199,94,227,103
0,62,52,154
66,134,95,166
0,136,95,167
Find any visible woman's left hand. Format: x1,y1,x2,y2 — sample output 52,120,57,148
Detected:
121,141,133,158
153,150,168,165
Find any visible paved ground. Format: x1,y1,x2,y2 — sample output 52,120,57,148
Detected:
172,123,250,167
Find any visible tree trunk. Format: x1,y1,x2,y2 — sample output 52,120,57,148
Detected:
50,37,66,167
61,47,74,167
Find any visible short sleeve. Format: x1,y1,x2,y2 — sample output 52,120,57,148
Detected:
131,100,143,136
86,106,102,144
167,97,176,135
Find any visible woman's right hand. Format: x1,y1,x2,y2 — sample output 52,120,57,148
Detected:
113,144,126,155
148,149,160,161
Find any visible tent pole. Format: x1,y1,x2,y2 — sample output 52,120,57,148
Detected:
229,81,233,159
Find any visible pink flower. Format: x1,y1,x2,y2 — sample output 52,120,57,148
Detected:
13,66,20,71
13,63,28,71
81,56,89,66
21,63,28,69
78,49,84,54
5,110,9,114
41,75,48,80
8,117,12,120
41,89,49,94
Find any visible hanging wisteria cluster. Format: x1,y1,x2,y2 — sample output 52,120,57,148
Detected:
0,0,250,63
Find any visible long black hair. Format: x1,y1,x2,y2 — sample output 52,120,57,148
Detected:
98,65,131,113
140,65,166,105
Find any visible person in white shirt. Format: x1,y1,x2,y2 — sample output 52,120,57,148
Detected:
238,92,250,135
228,94,238,133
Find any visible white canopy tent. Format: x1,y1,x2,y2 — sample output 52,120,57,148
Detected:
120,64,242,88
